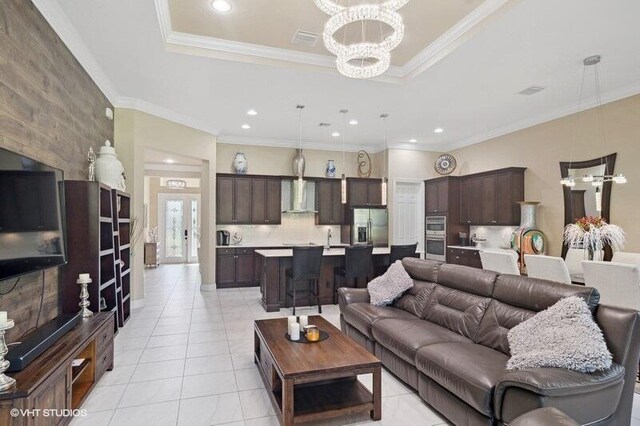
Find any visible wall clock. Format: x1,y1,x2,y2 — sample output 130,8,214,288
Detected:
434,153,457,175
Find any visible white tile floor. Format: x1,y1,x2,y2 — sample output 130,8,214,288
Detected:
72,264,640,426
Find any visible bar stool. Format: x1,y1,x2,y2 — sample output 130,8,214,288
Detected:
377,243,419,275
334,245,374,303
285,246,324,315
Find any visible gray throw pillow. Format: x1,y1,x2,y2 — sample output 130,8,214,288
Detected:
507,296,612,373
368,260,414,306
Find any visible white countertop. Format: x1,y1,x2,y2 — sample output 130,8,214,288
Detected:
448,245,513,251
217,243,350,249
255,247,405,258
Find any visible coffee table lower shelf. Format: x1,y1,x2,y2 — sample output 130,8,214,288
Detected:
269,378,374,423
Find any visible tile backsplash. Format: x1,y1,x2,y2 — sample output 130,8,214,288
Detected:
217,213,341,246
469,226,516,250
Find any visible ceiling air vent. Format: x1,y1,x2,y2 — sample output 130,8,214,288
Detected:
518,86,546,96
291,30,320,47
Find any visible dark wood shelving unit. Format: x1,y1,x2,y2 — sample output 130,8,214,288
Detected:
113,189,132,327
61,182,133,333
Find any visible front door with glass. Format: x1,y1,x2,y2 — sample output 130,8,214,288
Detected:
158,194,200,264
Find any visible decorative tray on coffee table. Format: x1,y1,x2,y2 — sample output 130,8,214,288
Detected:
285,330,330,343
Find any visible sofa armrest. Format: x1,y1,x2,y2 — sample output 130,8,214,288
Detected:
494,365,625,423
338,287,370,311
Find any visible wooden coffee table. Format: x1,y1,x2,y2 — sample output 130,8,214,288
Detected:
254,316,381,425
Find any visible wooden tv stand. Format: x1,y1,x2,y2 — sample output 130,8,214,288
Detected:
0,313,114,425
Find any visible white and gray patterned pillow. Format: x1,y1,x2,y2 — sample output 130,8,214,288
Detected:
368,260,414,306
507,296,612,373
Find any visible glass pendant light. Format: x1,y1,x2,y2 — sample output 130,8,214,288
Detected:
294,105,306,211
340,109,348,204
380,114,389,206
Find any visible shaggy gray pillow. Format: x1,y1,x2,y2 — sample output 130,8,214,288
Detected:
507,296,612,373
368,260,414,306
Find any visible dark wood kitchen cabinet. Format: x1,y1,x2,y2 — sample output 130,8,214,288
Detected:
425,177,457,214
347,178,382,206
459,168,525,225
316,179,345,225
251,177,282,224
447,248,482,268
216,247,256,288
216,175,252,224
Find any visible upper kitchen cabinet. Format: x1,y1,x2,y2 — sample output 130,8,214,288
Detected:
347,178,382,206
425,177,459,214
217,174,280,225
251,177,282,224
459,168,525,225
316,179,345,225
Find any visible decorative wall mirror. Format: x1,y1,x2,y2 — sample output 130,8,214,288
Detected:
559,153,616,257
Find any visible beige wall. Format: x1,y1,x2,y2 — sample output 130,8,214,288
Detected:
450,94,640,256
217,143,382,178
115,109,217,304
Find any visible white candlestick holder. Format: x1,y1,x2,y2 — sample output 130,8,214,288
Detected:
77,277,93,318
0,319,16,391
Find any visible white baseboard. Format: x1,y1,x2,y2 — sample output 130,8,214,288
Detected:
200,283,217,292
131,298,145,309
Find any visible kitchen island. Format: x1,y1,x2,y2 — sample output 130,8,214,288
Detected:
256,247,410,312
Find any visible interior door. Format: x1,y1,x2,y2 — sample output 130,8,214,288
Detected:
158,193,201,264
394,182,421,250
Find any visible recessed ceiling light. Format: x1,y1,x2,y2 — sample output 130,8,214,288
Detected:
434,128,444,134
331,132,340,137
164,159,175,164
247,109,257,116
409,139,417,143
349,119,358,125
242,124,251,129
211,0,232,13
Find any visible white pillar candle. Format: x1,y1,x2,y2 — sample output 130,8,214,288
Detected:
289,322,300,341
79,273,90,281
299,315,308,327
0,312,6,326
287,315,297,325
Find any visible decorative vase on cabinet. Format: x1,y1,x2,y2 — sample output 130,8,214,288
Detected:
95,140,126,191
233,153,248,174
292,149,306,177
511,202,546,274
326,160,336,178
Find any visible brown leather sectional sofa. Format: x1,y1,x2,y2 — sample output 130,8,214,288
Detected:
338,258,640,425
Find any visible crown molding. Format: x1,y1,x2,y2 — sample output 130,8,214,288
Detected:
444,81,640,152
144,163,203,173
153,0,509,83
116,97,220,136
217,135,384,153
31,0,119,104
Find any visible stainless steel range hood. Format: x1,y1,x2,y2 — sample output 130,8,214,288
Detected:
281,179,316,214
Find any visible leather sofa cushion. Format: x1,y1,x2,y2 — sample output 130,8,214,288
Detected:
341,303,417,339
492,275,600,313
416,342,509,416
436,263,498,297
393,281,436,318
402,257,441,282
510,408,579,426
372,318,471,365
423,286,491,339
474,299,535,354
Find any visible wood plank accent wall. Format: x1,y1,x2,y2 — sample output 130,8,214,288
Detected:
0,0,114,342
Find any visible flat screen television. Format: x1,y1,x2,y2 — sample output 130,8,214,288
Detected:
0,147,67,281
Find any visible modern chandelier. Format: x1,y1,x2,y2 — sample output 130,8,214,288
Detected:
314,0,409,79
560,55,626,188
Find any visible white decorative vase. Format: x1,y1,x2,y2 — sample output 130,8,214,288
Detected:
233,153,248,174
95,141,126,191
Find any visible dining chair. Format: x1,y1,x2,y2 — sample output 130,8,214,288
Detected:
582,261,640,310
334,245,374,303
285,246,324,315
612,252,640,266
565,248,604,276
479,250,520,275
524,255,572,284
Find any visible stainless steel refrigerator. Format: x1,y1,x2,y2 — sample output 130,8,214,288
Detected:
351,208,388,247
